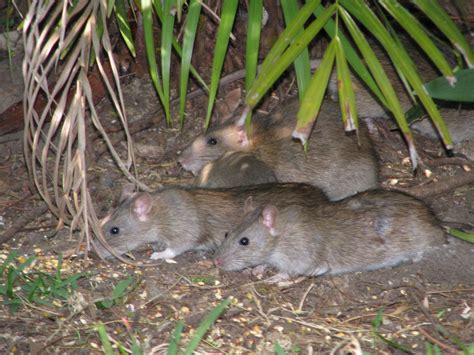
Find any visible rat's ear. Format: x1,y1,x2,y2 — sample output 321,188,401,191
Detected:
261,205,278,236
243,196,256,213
132,193,153,221
120,184,137,202
235,125,250,147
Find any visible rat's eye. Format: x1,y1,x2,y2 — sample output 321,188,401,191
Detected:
239,237,249,246
224,232,229,239
110,226,120,235
207,137,217,146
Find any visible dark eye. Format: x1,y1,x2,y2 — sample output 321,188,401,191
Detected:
207,137,217,145
239,237,249,246
110,226,120,235
224,232,229,239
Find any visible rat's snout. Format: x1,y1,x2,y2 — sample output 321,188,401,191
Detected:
177,154,193,172
213,257,224,268
177,155,186,168
177,155,200,175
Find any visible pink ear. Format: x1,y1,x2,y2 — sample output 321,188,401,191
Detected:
120,183,137,202
262,205,278,236
244,196,255,213
133,194,153,221
236,125,250,147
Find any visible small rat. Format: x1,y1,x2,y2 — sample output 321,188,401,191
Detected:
179,98,379,201
194,151,277,188
213,189,446,281
98,183,328,259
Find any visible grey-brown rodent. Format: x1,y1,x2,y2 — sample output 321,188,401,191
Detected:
194,151,277,188
98,183,328,259
179,98,379,201
213,190,446,280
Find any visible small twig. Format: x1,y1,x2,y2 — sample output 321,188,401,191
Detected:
22,299,63,317
250,287,271,324
411,293,465,352
198,0,236,41
177,273,225,290
418,327,459,353
340,312,407,325
427,157,472,169
427,288,474,295
297,282,315,313
387,170,474,199
270,314,359,337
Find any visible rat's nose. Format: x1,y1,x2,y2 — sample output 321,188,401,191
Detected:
213,257,223,267
177,155,191,171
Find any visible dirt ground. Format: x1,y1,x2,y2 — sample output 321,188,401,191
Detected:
1,34,474,355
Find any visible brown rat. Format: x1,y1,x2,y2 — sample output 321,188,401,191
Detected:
98,183,328,259
194,151,277,188
179,98,379,201
213,189,446,281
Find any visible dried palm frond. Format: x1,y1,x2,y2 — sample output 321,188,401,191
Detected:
22,0,146,256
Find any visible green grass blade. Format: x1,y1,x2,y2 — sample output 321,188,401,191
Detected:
315,4,387,108
275,342,286,355
6,268,18,299
130,334,143,355
142,0,169,123
378,0,453,80
0,250,17,275
245,0,263,92
425,68,474,102
204,0,239,128
54,273,86,290
183,298,231,355
97,322,115,355
259,0,321,78
339,5,420,169
246,4,336,110
112,276,134,298
154,2,208,93
372,308,384,330
293,39,336,145
167,320,184,355
26,278,42,302
335,36,358,132
281,0,311,99
425,342,442,355
340,0,453,153
447,228,474,244
107,0,115,18
161,0,176,119
176,0,183,23
55,254,63,281
114,0,136,57
412,0,474,67
371,308,413,353
179,0,202,126
339,3,409,125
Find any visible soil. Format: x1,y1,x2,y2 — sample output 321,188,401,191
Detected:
1,34,473,355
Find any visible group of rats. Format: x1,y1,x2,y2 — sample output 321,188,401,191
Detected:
98,95,454,282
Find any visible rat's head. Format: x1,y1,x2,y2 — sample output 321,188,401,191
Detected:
179,123,251,175
97,185,162,258
213,201,281,272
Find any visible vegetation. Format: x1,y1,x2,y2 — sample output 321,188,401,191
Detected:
19,1,473,255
